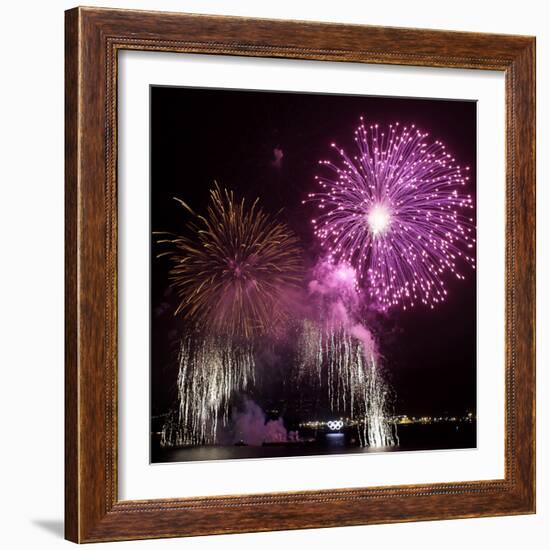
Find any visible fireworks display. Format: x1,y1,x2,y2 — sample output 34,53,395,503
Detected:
297,260,398,447
161,334,255,447
308,118,476,311
152,91,477,460
157,184,303,339
297,321,397,447
158,184,303,446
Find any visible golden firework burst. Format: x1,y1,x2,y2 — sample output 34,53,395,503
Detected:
156,184,303,339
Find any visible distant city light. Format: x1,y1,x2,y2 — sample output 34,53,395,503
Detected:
298,413,475,430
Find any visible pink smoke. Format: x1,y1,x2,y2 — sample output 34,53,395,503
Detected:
271,147,284,169
232,399,288,446
350,323,377,359
308,259,358,295
308,257,378,360
308,258,360,326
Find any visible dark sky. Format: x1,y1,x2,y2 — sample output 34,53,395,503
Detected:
150,85,477,420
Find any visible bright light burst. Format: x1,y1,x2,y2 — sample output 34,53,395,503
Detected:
308,118,476,311
367,203,392,236
157,184,303,339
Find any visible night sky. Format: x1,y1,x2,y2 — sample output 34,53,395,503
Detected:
150,86,477,422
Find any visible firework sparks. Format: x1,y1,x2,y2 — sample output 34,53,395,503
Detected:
157,184,303,339
307,118,476,311
158,184,302,446
297,321,397,447
161,334,255,447
296,260,398,447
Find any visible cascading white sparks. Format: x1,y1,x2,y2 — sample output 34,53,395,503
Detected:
297,320,397,448
157,184,302,448
161,335,255,446
355,354,395,447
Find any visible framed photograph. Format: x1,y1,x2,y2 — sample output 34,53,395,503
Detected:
65,7,536,543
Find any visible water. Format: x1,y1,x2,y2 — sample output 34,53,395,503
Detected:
151,422,476,463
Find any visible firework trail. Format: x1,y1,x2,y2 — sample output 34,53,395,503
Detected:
157,184,303,339
297,322,397,447
308,118,475,311
158,184,302,446
161,334,255,447
297,260,398,447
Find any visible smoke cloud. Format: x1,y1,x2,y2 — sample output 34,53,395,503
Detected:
308,258,378,359
350,323,377,359
231,399,288,446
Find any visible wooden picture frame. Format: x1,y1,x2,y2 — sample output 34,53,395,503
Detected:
65,6,536,543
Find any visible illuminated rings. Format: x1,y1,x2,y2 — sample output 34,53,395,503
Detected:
326,420,344,431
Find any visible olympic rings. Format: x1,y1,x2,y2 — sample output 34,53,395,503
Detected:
326,420,344,431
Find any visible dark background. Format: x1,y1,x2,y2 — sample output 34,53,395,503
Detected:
150,86,477,423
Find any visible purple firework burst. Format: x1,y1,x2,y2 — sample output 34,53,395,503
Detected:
307,118,476,311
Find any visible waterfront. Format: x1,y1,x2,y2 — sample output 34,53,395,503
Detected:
151,422,476,463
